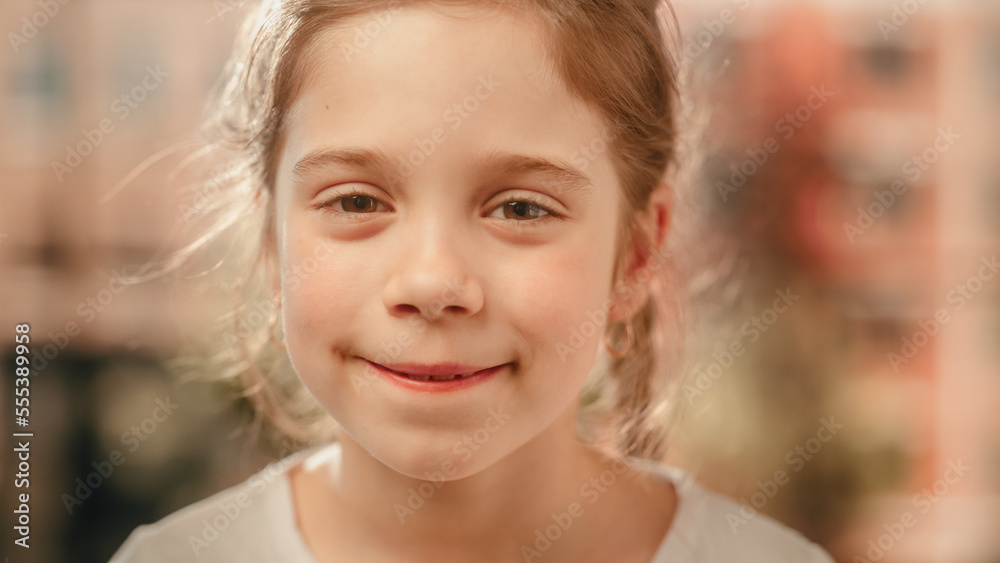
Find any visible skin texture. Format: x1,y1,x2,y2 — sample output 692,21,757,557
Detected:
271,5,675,562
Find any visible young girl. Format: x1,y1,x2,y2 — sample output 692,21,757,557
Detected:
113,0,833,561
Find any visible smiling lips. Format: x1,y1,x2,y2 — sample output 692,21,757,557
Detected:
364,360,504,382
375,361,496,381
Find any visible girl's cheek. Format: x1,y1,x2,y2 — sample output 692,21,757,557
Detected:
513,251,611,358
280,237,348,331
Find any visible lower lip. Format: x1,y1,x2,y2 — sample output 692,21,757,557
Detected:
363,360,505,393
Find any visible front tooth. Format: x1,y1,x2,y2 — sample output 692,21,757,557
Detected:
409,374,431,381
430,374,458,381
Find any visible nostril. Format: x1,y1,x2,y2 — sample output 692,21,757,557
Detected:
427,301,467,318
383,271,484,319
394,304,421,315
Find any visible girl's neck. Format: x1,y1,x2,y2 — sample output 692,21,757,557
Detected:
290,407,653,562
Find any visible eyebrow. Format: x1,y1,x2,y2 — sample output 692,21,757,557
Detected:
475,151,595,199
290,147,595,198
292,147,397,184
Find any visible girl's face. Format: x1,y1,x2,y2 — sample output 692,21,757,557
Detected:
273,5,629,479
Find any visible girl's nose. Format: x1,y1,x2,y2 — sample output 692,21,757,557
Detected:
382,225,484,322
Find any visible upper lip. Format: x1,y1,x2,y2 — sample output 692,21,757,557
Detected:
369,361,500,377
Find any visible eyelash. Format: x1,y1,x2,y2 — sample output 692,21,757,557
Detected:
313,188,391,219
313,188,563,225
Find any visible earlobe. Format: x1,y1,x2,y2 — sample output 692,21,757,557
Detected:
609,283,650,322
609,242,651,322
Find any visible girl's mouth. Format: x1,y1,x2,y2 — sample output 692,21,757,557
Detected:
390,371,478,382
362,359,506,391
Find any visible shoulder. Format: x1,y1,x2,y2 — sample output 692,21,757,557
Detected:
646,465,834,563
109,448,320,563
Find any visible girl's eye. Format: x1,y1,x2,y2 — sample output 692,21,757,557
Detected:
488,197,560,223
314,190,560,224
339,194,380,213
315,190,390,216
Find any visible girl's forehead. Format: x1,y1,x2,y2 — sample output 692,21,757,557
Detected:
277,3,613,181
293,3,565,108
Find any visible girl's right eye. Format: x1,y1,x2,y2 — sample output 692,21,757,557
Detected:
314,188,392,217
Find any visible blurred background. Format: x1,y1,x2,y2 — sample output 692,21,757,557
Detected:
0,0,998,561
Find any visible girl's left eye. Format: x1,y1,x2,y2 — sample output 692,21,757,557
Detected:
487,196,560,223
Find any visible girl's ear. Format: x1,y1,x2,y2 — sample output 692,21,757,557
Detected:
640,183,672,249
610,184,672,321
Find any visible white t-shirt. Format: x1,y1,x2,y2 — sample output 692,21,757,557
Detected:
110,444,834,562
